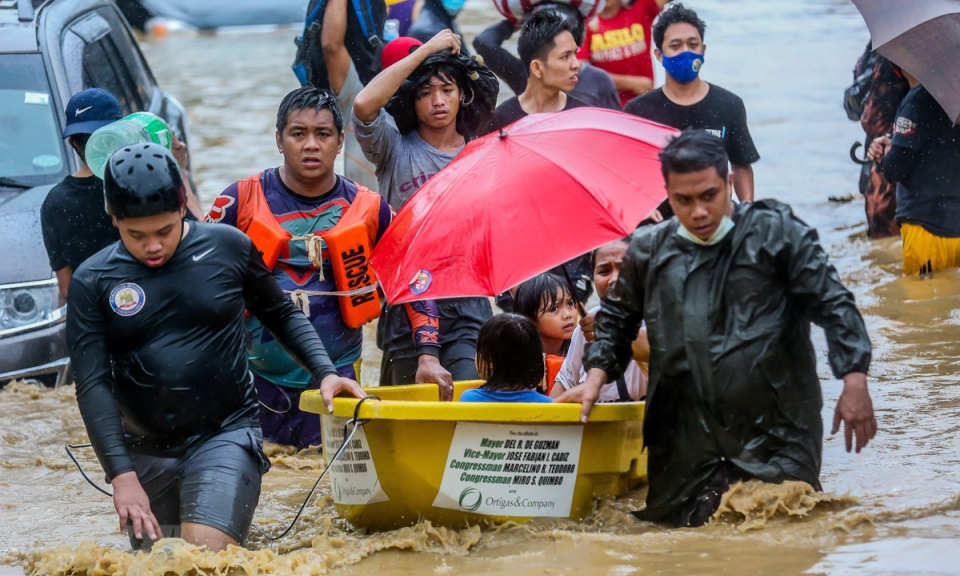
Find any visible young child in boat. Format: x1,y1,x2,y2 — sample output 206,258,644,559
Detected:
550,238,647,402
511,272,577,392
513,273,577,357
459,314,553,403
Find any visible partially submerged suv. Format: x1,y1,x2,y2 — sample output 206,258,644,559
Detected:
0,0,190,386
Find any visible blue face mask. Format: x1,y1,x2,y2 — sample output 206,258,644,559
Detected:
441,0,465,17
662,51,704,84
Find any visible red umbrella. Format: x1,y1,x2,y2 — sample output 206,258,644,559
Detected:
370,107,678,305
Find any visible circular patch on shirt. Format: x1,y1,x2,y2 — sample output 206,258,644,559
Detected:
894,116,916,136
109,283,146,316
409,269,432,295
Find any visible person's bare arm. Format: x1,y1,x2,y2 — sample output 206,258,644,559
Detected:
319,373,367,413
867,135,891,161
631,327,649,364
55,266,72,303
656,0,674,9
731,164,755,203
832,372,876,453
549,379,566,399
555,368,606,422
606,72,653,98
353,30,462,122
183,177,202,220
111,471,161,542
321,0,352,96
171,133,203,219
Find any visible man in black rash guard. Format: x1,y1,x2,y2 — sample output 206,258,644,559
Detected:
473,3,620,110
67,144,364,552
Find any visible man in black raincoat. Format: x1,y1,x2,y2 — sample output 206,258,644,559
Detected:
558,129,877,527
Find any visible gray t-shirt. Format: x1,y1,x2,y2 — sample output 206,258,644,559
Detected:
353,108,464,210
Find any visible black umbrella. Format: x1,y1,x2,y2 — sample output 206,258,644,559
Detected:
851,0,960,123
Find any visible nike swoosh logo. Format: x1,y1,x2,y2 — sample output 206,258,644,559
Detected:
192,247,215,262
76,106,93,115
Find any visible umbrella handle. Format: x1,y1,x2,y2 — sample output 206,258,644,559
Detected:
850,141,872,165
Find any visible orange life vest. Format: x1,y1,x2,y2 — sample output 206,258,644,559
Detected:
235,173,383,328
544,354,565,396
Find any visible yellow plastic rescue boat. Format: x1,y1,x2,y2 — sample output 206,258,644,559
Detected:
299,381,646,531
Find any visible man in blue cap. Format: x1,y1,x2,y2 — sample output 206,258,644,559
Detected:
41,88,124,301
39,89,126,302
41,89,195,301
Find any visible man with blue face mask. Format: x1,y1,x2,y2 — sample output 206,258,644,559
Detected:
407,0,470,55
624,3,759,204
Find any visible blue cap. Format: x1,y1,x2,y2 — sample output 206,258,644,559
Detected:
62,88,123,138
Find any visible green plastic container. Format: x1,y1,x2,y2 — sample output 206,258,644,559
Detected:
86,112,173,179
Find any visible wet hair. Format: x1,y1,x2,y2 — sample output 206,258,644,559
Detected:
532,2,585,47
390,58,470,134
276,86,343,135
68,133,91,162
410,60,468,99
518,9,570,71
591,237,632,271
476,314,545,391
514,273,571,324
652,3,707,51
659,128,729,181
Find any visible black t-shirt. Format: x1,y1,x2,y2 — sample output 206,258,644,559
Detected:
40,175,120,272
67,223,338,477
473,20,621,111
488,94,590,134
887,86,960,237
624,84,761,166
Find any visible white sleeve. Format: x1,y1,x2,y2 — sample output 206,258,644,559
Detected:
624,360,647,400
555,326,586,391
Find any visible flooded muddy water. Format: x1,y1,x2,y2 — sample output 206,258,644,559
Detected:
4,0,960,574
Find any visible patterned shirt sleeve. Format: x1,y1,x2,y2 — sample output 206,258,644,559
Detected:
205,182,241,227
405,300,440,356
369,194,436,354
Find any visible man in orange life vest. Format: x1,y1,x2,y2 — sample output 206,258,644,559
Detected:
207,87,437,449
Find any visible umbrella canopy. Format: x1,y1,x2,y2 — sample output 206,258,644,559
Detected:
851,0,960,123
370,107,677,305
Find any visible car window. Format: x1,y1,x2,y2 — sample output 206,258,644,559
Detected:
95,7,155,108
0,54,67,186
60,9,152,114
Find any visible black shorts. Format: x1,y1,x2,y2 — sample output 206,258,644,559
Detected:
379,341,480,386
127,427,270,547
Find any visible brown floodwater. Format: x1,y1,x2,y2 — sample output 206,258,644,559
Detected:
4,0,960,574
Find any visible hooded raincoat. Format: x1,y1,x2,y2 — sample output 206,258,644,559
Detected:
584,199,872,526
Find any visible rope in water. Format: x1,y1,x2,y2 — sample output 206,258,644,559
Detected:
65,443,113,497
64,394,381,541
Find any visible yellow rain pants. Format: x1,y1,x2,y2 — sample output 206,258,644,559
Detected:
901,223,960,275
